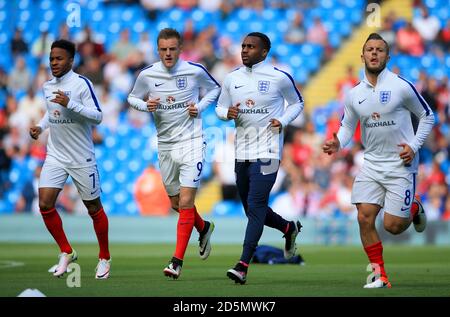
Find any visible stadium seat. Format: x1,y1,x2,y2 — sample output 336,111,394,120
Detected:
211,200,245,217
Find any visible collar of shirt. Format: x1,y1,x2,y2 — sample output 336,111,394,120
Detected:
244,60,266,73
54,69,75,84
362,67,390,88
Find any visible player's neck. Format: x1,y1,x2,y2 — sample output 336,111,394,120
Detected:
55,69,73,79
364,68,384,87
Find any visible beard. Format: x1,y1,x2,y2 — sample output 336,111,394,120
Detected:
365,60,387,75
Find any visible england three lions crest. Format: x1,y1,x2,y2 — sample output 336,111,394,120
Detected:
258,81,270,93
175,76,187,90
380,91,391,104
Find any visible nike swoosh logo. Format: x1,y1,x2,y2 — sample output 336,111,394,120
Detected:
358,99,367,104
155,83,164,87
46,96,53,99
193,178,200,182
234,85,244,89
400,207,410,211
90,189,99,195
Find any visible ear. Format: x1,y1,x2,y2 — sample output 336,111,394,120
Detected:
262,48,268,59
360,54,364,63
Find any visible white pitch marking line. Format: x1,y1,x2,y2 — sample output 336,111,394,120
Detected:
0,260,25,269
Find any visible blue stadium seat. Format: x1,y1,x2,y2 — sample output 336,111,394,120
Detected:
292,67,309,85
350,9,363,24
125,201,138,215
102,200,116,215
102,159,115,173
328,32,341,49
101,179,114,195
0,199,14,214
104,135,117,149
211,200,245,217
128,159,143,174
114,171,127,185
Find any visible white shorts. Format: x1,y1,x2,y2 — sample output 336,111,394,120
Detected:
351,166,417,218
158,142,206,196
39,161,101,201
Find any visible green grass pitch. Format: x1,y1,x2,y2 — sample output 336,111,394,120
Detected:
0,243,449,297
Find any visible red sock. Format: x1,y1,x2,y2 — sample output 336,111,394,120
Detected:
174,207,195,260
40,208,72,254
364,241,388,280
90,208,110,260
194,206,205,233
284,222,290,234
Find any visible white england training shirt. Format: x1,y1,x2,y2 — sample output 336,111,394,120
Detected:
127,59,221,151
38,70,102,168
337,68,434,173
216,61,304,160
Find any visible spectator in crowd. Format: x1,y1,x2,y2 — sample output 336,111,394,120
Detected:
140,0,173,20
110,29,138,65
17,87,46,126
396,22,425,56
11,28,28,58
98,84,122,132
137,32,157,65
437,19,450,52
442,195,450,221
32,64,51,92
336,65,359,103
211,50,239,83
412,6,441,48
15,164,42,213
284,11,306,45
77,26,106,63
31,30,54,63
378,17,396,50
307,16,328,47
7,56,32,95
0,138,12,198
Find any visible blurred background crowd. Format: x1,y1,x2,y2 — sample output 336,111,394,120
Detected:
0,0,448,222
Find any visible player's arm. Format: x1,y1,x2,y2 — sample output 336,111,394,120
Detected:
323,94,358,154
191,65,221,116
51,77,102,124
273,72,304,129
401,78,435,154
128,71,152,112
215,76,238,120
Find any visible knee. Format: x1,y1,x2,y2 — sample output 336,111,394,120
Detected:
178,198,194,210
171,202,179,211
84,199,102,215
384,223,403,235
39,200,55,212
357,212,374,228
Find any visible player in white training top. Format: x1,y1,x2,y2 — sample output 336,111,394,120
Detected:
216,32,304,284
29,39,111,279
128,28,220,279
323,33,434,289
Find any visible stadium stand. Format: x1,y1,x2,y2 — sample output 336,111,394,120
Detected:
0,0,448,222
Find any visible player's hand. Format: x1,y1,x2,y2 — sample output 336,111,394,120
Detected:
227,102,240,119
269,119,282,133
51,90,69,107
146,97,160,112
188,103,198,118
398,143,415,165
29,126,42,140
322,132,340,155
